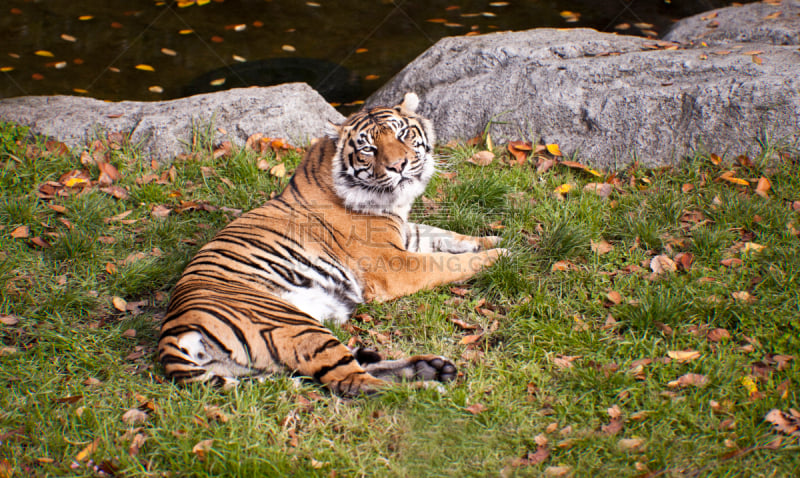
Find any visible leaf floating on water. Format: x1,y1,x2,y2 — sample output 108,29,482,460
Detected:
160,48,177,56
61,34,77,42
135,64,155,72
209,78,225,86
148,85,163,93
281,44,296,52
78,15,94,21
232,55,246,62
35,50,55,57
179,29,194,35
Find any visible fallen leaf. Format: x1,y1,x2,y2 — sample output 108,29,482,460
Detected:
122,408,148,425
584,182,613,197
591,239,613,255
719,171,749,186
551,260,575,272
765,409,799,437
465,403,487,415
98,162,121,182
732,291,755,303
0,314,21,326
151,204,172,218
10,225,30,238
205,405,229,423
467,151,494,166
75,438,101,462
606,291,623,305
192,439,214,461
552,355,580,369
743,242,765,253
707,328,731,342
650,255,677,275
460,334,483,345
720,258,743,267
270,163,287,178
112,296,127,312
667,373,708,388
674,252,694,271
667,350,701,362
553,183,573,195
135,64,155,72
546,144,562,156
617,437,644,451
755,177,771,198
545,465,572,477
507,140,532,164
128,432,147,456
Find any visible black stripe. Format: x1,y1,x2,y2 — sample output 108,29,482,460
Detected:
313,354,355,382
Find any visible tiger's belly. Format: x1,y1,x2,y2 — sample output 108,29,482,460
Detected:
275,256,363,325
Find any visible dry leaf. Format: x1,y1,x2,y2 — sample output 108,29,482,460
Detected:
618,437,644,451
205,405,229,423
551,260,575,272
270,163,286,178
545,465,571,477
553,183,573,195
650,255,677,275
720,258,743,267
10,225,30,238
743,242,765,253
121,408,148,426
75,438,100,462
584,182,613,198
151,204,172,218
507,140,532,164
606,291,623,305
719,171,749,186
765,409,800,437
0,314,21,326
465,403,487,415
591,239,613,255
192,439,214,461
707,328,731,342
755,177,771,198
732,291,755,303
467,151,495,166
112,296,127,312
460,334,483,345
667,350,701,362
674,252,694,271
667,373,708,388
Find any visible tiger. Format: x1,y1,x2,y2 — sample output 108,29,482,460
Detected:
158,92,506,396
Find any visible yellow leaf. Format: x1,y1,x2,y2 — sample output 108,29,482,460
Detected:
112,296,127,312
178,29,194,35
135,64,155,72
34,50,55,57
78,15,94,21
587,169,603,177
75,438,100,462
743,242,765,253
546,143,562,156
64,177,88,187
485,132,493,151
554,184,572,195
269,163,286,178
667,350,701,362
741,376,758,394
709,153,722,165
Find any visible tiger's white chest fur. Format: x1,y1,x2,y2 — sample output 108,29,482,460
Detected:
281,285,357,325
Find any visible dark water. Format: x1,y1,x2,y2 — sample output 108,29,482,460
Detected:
1,0,747,105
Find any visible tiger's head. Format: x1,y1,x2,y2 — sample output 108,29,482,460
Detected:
329,93,435,219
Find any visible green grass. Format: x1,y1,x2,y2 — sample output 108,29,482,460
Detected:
1,120,799,477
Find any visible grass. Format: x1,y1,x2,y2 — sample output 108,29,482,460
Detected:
0,120,799,477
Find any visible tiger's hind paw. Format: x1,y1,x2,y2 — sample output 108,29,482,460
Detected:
410,355,457,382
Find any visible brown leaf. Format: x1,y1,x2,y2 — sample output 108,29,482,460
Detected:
122,328,137,338
545,465,572,477
510,446,550,467
667,373,708,388
551,260,576,272
591,239,614,255
507,140,532,165
449,286,469,297
128,432,147,456
617,438,644,451
674,252,694,272
602,417,624,436
30,236,51,248
151,204,172,218
732,291,755,303
764,409,800,437
720,258,743,268
212,141,232,159
204,405,229,423
98,162,121,182
100,185,129,200
537,159,555,173
192,439,214,461
465,403,487,415
460,334,483,345
112,296,127,312
552,355,580,369
122,408,148,425
606,291,623,305
451,317,479,330
10,225,29,239
650,255,677,275
0,314,21,326
467,150,495,166
706,328,731,342
755,177,771,198
584,182,613,198
82,377,102,386
270,163,287,178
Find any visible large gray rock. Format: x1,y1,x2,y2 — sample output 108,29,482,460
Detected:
0,83,344,161
664,0,800,46
367,28,800,169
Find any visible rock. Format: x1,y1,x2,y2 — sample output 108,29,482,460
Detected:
664,1,800,46
366,28,800,169
0,83,344,162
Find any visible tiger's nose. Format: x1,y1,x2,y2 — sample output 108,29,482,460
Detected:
386,158,407,173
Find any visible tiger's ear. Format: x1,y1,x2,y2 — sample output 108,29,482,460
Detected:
397,92,420,114
324,121,342,139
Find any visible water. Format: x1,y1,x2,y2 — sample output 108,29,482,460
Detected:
1,0,746,105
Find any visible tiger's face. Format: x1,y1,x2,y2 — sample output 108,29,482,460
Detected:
330,93,435,218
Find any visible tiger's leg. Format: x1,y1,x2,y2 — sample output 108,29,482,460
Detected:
361,249,507,302
353,348,457,383
405,223,501,254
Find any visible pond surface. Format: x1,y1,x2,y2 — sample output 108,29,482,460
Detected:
2,0,747,106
